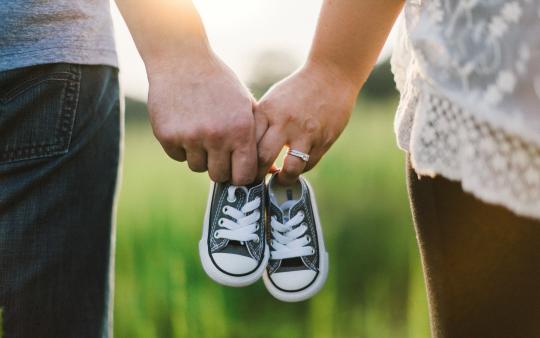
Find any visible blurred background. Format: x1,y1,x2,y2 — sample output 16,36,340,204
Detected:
112,1,431,337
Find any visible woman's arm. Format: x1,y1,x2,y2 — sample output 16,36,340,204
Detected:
255,0,404,184
309,0,404,88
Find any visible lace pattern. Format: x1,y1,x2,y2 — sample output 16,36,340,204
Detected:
409,88,540,220
391,1,540,220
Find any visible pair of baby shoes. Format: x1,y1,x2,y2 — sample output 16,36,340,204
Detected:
199,173,328,302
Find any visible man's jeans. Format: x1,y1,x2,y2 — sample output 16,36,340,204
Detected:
0,63,121,338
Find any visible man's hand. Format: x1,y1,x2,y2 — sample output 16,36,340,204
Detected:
254,61,358,185
148,52,258,185
116,0,258,185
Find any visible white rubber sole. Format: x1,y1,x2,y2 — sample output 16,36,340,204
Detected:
199,182,269,287
263,177,329,302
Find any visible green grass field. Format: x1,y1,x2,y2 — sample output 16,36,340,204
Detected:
114,97,431,338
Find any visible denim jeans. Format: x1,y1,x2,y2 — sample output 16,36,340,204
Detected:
0,63,121,338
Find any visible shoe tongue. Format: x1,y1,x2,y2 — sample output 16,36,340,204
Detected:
279,199,300,222
231,181,260,203
244,181,264,200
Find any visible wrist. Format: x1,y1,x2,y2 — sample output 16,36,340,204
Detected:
144,37,215,78
302,58,360,101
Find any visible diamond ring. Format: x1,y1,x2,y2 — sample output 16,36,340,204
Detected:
287,149,310,162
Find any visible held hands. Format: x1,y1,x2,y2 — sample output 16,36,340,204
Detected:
148,55,358,185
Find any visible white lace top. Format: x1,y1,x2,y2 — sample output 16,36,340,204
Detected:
391,0,540,220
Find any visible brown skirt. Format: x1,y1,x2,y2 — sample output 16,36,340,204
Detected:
406,156,540,338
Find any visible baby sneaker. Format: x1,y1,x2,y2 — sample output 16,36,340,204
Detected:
199,181,269,287
263,174,329,302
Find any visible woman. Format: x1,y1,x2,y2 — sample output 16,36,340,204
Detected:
254,0,540,337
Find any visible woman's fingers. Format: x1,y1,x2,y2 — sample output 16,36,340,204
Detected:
278,142,312,185
257,127,286,181
303,147,324,172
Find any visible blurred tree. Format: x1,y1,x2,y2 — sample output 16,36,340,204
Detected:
361,58,398,99
124,96,149,123
247,50,299,99
248,49,397,102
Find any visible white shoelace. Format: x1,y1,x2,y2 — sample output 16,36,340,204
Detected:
270,200,315,260
214,186,261,243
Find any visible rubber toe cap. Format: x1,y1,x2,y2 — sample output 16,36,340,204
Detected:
270,270,317,291
212,253,258,275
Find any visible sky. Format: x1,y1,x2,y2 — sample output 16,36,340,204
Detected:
111,0,396,101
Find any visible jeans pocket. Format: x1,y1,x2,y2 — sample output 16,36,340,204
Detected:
0,63,81,164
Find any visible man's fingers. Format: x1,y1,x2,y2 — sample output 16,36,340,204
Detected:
186,148,208,172
207,150,232,183
231,141,257,186
162,146,187,162
278,142,311,185
257,127,286,181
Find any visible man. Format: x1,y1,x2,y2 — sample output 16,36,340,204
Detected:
0,0,400,336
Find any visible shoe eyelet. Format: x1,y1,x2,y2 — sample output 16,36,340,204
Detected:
214,231,221,239
253,237,260,243
310,248,315,255
255,223,259,230
222,206,228,213
306,235,311,243
227,195,237,203
218,218,224,226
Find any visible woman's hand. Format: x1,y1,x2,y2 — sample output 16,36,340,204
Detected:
254,61,359,185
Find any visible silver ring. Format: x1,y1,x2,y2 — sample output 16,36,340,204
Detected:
287,149,310,162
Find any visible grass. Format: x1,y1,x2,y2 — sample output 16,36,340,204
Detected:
114,97,431,338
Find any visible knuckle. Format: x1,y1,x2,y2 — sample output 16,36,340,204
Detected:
281,111,296,125
204,125,225,143
180,128,200,145
302,116,321,135
233,116,254,135
154,125,178,147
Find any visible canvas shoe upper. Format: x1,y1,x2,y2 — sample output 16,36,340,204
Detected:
263,174,328,302
200,181,268,287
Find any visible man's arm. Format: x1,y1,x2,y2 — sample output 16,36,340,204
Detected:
255,0,404,184
116,0,258,185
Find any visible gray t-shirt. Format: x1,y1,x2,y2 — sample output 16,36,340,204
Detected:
0,0,117,72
